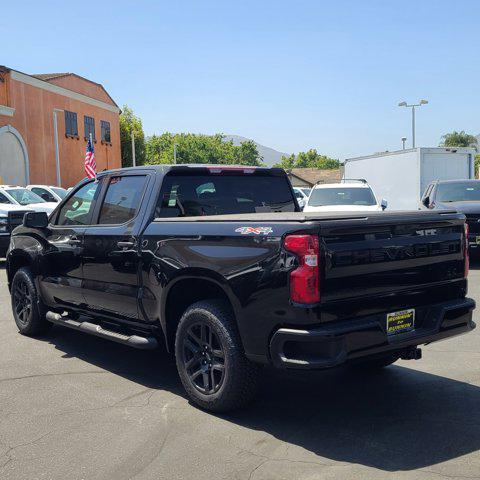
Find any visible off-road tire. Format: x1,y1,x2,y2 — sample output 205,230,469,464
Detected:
11,267,51,336
175,300,260,412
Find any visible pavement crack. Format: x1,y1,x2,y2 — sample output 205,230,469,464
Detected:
0,370,108,383
112,388,153,407
0,430,54,472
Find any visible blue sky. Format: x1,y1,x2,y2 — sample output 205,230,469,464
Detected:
2,0,479,160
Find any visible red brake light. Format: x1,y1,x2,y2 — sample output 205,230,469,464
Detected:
464,222,469,278
284,234,320,305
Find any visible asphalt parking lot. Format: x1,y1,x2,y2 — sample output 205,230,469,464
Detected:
1,262,480,480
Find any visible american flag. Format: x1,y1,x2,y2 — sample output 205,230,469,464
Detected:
84,137,97,179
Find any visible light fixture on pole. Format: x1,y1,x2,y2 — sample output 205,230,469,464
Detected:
401,137,407,150
398,100,428,148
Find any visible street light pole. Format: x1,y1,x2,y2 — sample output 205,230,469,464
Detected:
401,137,407,150
412,106,415,148
131,129,136,167
398,100,428,149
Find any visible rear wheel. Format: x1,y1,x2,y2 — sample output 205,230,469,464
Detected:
11,267,51,336
175,300,260,412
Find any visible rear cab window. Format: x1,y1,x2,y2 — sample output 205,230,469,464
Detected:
308,187,376,206
156,169,296,217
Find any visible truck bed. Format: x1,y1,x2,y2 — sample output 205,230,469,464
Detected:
154,209,462,223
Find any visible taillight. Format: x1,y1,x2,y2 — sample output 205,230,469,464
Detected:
284,234,320,305
464,222,469,278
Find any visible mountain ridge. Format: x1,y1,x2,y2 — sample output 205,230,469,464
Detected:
223,135,288,167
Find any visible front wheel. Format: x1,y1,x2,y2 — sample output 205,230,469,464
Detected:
11,267,51,336
175,300,260,412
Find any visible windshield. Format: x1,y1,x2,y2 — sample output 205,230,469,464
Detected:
5,188,45,205
157,173,296,217
308,187,376,206
51,187,67,199
436,182,480,202
300,188,311,197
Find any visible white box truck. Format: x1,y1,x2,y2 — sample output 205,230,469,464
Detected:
343,147,476,210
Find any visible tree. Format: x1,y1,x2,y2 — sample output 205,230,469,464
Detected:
145,133,263,166
120,105,146,167
476,154,480,178
274,149,340,170
440,131,478,148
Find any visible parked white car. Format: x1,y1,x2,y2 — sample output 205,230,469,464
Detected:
27,185,68,203
303,180,387,213
0,186,57,214
0,202,38,257
293,187,311,209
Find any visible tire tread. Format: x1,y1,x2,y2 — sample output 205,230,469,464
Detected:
175,299,259,412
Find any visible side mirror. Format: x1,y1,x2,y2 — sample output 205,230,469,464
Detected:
423,196,430,207
23,211,48,228
381,199,388,210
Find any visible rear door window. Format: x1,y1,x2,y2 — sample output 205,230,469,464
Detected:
98,175,147,224
156,173,296,217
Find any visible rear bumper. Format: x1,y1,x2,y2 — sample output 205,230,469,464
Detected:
269,297,476,369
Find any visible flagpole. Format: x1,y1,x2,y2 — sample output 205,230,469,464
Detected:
89,133,96,179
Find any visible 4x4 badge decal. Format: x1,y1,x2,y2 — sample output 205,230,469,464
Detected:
235,226,273,235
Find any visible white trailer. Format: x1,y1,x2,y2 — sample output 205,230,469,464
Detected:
343,147,476,210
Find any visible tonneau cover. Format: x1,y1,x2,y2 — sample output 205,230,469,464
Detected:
154,209,463,223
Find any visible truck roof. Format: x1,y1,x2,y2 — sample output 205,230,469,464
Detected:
345,147,477,163
313,182,370,189
431,179,480,185
98,164,283,177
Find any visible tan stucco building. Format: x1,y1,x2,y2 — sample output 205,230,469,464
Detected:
0,66,121,188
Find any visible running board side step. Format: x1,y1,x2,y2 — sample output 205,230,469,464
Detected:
46,311,158,350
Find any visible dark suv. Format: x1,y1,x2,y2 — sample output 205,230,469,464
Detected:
421,179,480,251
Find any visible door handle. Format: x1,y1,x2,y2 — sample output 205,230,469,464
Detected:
117,241,135,249
68,237,82,246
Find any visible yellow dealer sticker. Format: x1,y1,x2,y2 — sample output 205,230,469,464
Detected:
387,309,415,335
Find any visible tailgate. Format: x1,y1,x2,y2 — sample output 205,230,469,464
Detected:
320,211,466,303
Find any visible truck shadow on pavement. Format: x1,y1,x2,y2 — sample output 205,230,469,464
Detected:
43,325,480,472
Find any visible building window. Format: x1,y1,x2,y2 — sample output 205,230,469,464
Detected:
84,116,96,141
65,111,78,137
101,120,111,143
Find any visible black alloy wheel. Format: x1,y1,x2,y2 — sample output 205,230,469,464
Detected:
11,267,51,336
175,300,260,412
183,322,226,395
13,277,33,327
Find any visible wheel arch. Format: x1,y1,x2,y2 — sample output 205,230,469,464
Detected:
161,273,240,353
7,250,36,287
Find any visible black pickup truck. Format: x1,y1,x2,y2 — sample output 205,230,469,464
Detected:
6,165,475,411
